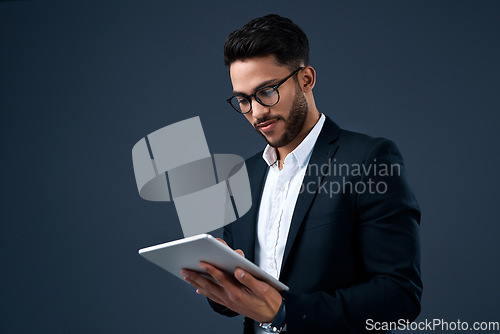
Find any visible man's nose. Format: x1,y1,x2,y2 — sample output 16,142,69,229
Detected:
251,99,271,120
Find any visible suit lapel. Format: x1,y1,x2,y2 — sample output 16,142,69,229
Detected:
280,117,341,274
236,155,268,263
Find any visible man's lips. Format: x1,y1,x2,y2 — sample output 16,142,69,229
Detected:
256,119,279,132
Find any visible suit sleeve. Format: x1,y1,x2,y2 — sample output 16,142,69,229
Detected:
283,139,422,333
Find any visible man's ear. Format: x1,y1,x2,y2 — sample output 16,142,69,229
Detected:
299,66,316,92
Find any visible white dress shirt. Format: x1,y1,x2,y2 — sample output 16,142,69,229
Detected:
255,114,326,279
253,114,325,334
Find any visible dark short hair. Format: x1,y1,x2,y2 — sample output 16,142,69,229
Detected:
224,14,309,70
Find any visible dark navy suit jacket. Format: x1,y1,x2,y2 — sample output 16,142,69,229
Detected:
210,116,422,333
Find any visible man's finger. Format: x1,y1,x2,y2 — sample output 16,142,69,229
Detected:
215,238,243,257
182,269,224,295
234,268,268,294
200,262,240,293
216,238,228,247
182,270,229,305
235,249,245,257
196,287,226,306
191,281,225,306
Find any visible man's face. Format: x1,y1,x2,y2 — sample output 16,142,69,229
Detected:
229,55,308,148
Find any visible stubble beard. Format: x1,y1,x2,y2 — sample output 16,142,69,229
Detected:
256,88,309,148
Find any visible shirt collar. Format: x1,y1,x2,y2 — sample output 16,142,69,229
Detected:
262,114,326,169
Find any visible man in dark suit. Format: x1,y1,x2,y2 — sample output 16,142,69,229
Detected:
181,14,422,333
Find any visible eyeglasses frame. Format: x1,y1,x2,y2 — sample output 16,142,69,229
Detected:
226,66,305,114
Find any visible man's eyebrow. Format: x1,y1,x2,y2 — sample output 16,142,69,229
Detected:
232,78,280,95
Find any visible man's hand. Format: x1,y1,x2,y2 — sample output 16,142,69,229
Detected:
180,242,282,323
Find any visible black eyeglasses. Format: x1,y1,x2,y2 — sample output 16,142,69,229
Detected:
227,67,304,114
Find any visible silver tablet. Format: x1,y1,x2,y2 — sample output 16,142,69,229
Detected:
139,234,289,292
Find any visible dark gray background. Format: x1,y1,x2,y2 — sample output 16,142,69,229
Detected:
1,0,499,333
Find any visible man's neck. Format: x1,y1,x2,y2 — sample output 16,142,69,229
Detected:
276,111,321,170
